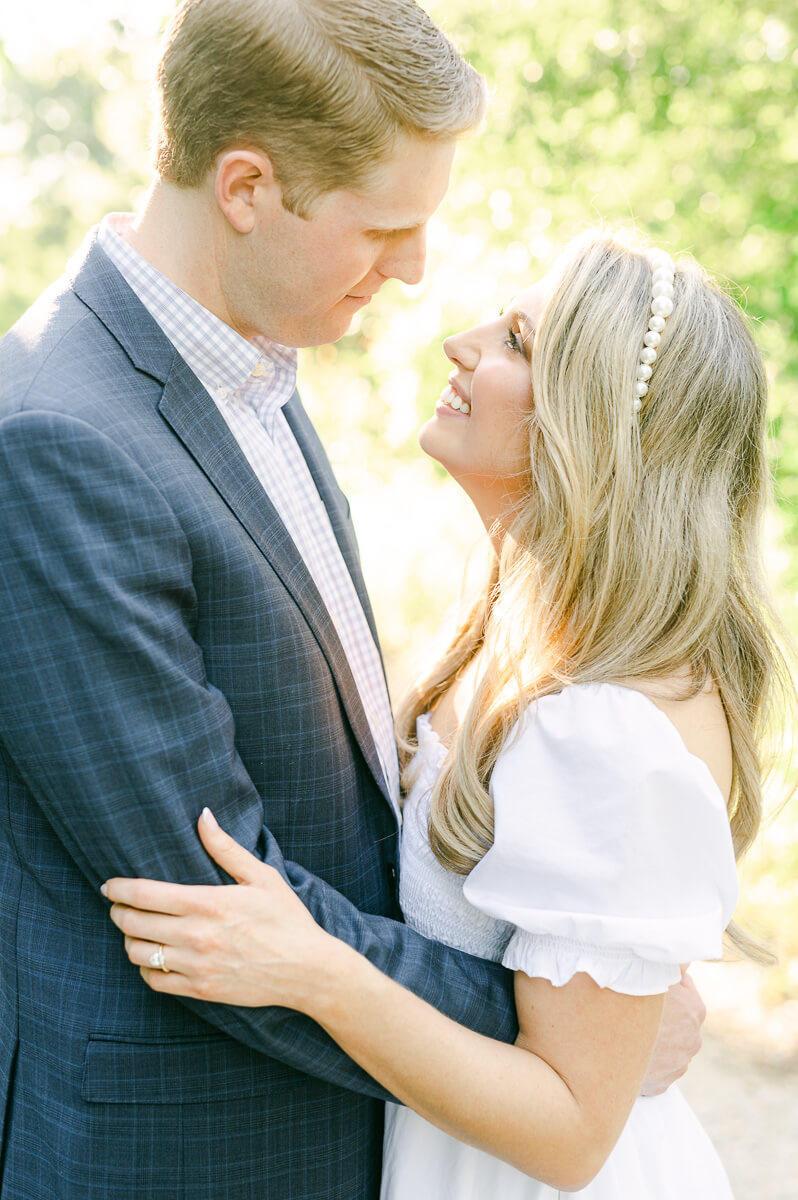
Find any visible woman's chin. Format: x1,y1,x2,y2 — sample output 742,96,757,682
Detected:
417,416,435,450
418,422,474,500
418,415,459,471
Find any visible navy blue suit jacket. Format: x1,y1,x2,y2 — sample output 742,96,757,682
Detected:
0,232,516,1199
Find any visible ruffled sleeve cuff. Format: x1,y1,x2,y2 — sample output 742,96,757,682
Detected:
502,928,682,996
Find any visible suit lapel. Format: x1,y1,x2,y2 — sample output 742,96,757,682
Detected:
282,395,382,650
158,364,392,808
70,233,392,808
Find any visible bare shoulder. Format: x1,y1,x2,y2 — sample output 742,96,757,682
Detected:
621,673,733,803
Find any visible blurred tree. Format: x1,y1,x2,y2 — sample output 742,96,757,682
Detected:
0,23,149,332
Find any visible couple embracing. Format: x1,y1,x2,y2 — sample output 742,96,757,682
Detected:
0,2,789,1198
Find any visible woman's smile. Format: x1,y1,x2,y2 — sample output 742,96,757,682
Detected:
437,379,471,416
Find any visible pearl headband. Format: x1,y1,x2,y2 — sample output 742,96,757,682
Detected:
634,250,675,412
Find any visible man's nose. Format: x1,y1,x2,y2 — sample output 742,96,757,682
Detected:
379,227,427,287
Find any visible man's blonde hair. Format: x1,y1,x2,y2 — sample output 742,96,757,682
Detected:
154,0,485,216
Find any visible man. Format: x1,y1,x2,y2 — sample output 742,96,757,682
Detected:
0,2,703,1197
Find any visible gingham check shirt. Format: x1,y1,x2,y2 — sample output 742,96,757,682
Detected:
98,214,400,815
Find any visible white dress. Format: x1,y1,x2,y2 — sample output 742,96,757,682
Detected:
382,683,738,1199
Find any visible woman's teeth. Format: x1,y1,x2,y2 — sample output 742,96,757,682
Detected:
440,384,470,415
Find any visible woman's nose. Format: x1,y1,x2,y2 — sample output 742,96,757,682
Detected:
443,329,479,370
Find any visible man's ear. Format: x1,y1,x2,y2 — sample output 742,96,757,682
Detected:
214,149,281,233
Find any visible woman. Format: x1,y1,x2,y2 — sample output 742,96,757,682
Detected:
104,230,793,1197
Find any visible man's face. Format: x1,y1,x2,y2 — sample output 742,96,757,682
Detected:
224,135,457,347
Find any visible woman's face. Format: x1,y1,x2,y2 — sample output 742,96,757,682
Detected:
419,273,554,532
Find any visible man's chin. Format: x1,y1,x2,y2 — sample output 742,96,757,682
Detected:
280,310,361,350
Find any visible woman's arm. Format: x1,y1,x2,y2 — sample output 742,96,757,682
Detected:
311,942,663,1190
106,811,663,1190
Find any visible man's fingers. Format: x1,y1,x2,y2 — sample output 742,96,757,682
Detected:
679,970,707,1025
197,808,271,886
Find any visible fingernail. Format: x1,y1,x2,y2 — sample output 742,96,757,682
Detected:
100,883,108,897
200,807,219,830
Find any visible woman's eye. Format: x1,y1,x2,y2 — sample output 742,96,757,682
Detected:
504,329,523,354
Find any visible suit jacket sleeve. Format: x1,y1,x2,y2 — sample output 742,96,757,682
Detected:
0,409,517,1100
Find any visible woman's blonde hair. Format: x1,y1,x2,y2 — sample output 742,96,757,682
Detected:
397,228,795,961
154,0,485,216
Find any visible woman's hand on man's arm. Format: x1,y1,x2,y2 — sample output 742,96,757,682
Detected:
106,807,343,1010
105,812,669,1191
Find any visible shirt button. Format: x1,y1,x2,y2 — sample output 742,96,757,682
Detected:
215,386,230,401
251,361,268,377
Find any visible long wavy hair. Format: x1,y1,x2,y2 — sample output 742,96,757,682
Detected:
396,229,795,960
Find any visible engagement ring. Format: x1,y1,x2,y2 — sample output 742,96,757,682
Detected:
148,944,170,973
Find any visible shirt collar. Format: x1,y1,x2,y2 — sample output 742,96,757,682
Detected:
98,214,298,426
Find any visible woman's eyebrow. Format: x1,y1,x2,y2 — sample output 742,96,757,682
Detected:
510,309,535,348
515,310,535,337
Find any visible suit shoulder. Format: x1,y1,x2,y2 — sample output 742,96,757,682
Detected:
0,278,85,406
0,277,160,424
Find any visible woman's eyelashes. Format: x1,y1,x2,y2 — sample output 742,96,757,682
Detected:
496,306,529,358
504,326,526,356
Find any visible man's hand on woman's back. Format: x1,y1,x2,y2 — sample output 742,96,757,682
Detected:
641,968,707,1096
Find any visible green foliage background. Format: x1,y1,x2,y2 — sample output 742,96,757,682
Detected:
1,0,796,1005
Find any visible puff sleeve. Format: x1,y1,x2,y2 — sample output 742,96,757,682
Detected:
462,683,738,995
